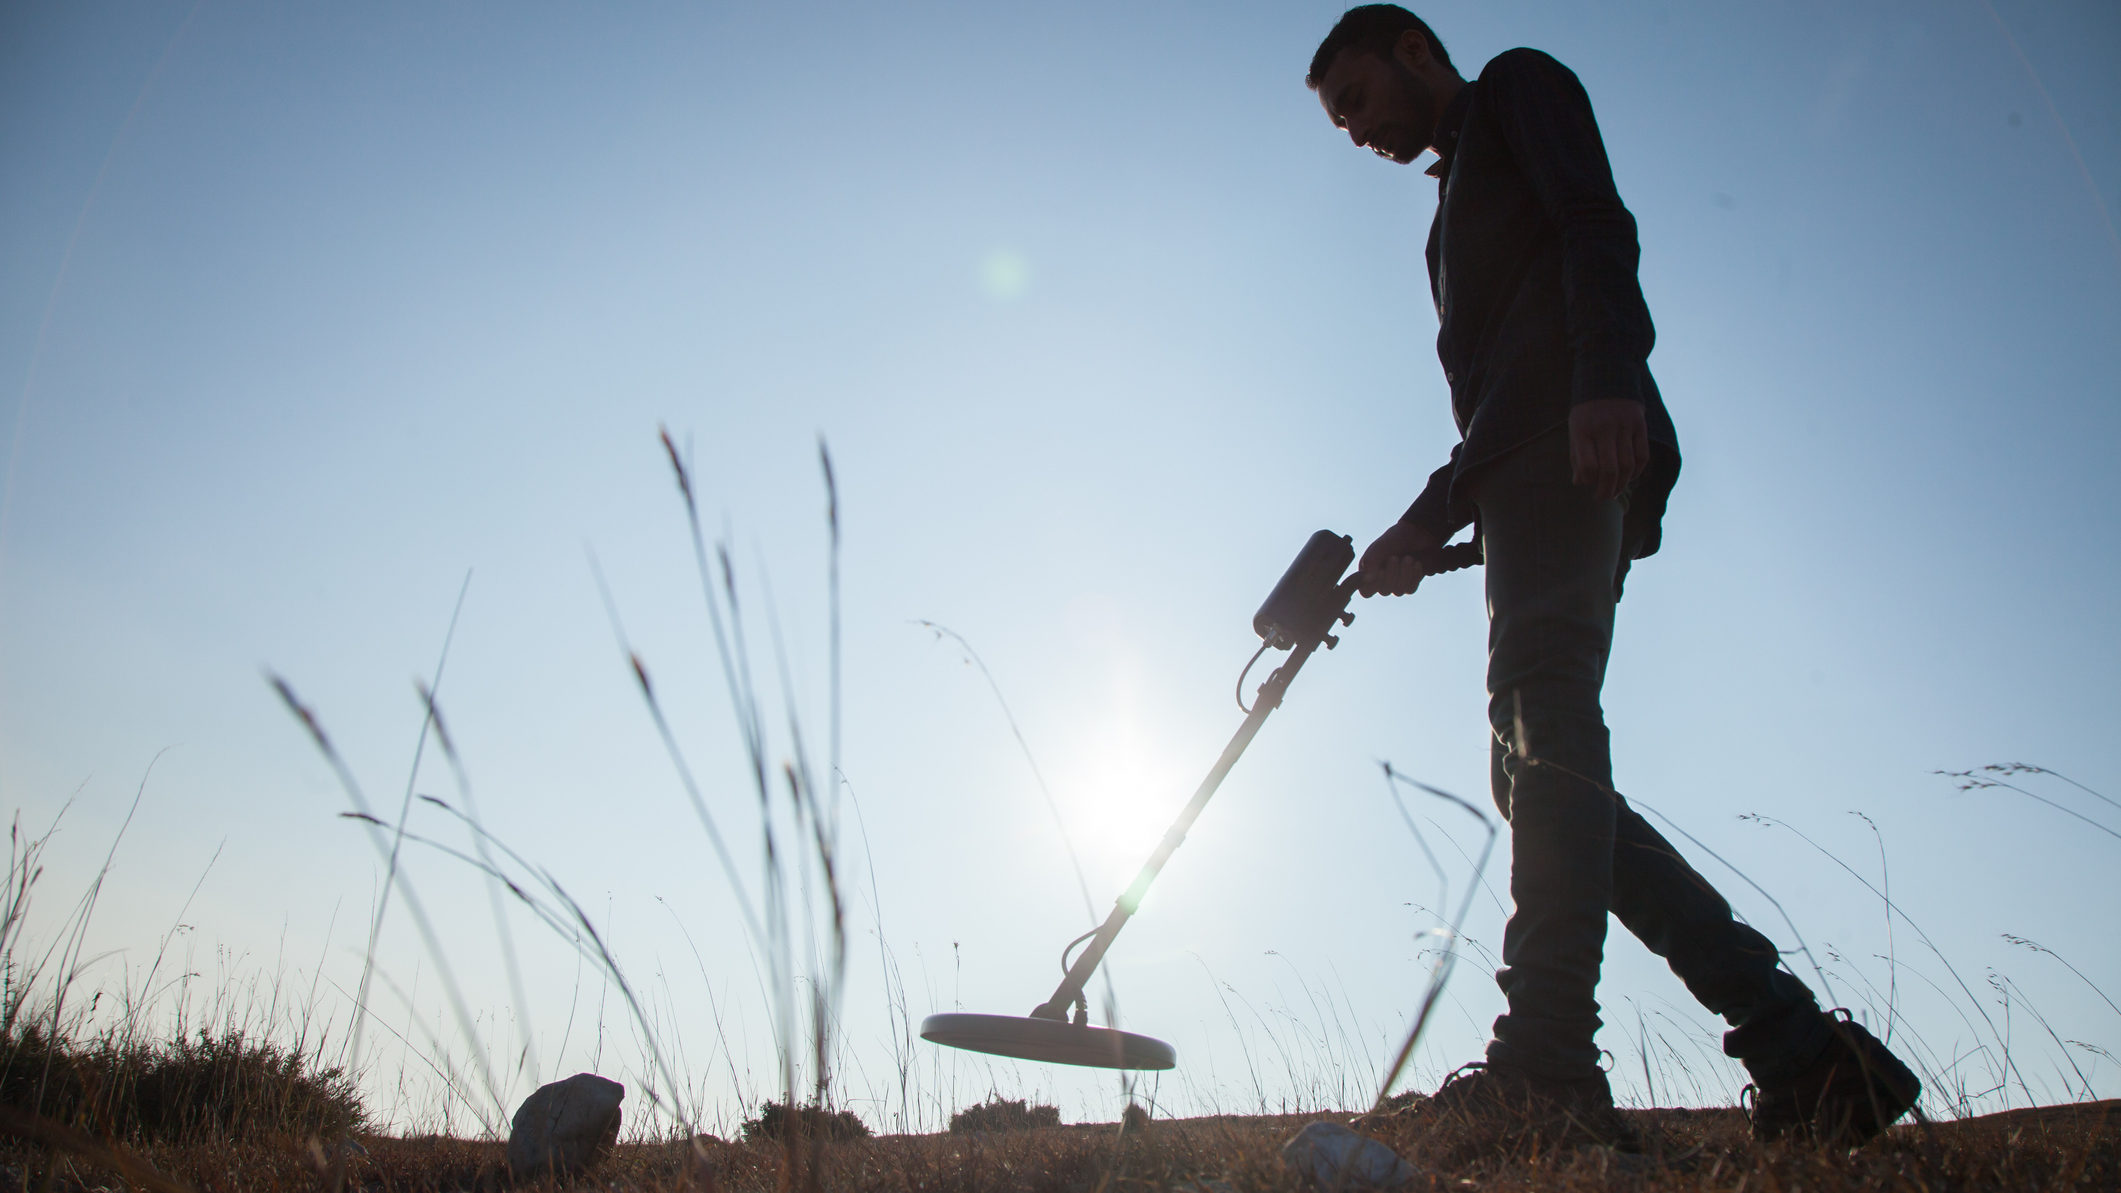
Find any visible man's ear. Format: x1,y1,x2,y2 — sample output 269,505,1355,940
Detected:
1390,29,1431,73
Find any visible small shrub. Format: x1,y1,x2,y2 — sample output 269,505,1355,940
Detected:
0,1024,366,1144
740,1099,870,1143
949,1096,1061,1134
1378,1089,1426,1113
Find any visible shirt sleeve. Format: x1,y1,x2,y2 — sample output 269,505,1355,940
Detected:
1401,448,1474,542
1480,48,1656,408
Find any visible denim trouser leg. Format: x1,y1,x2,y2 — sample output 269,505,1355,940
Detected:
1472,429,1829,1084
1607,804,1833,1083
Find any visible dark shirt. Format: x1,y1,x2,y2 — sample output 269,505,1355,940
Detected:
1401,48,1680,557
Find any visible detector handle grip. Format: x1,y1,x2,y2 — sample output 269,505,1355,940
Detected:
1353,539,1485,590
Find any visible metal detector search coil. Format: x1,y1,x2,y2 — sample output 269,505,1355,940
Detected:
919,1012,1176,1070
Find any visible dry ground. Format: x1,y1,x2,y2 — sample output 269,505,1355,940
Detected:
2,1100,2114,1192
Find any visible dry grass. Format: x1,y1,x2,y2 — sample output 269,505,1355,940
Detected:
0,1101,2113,1192
0,1023,365,1144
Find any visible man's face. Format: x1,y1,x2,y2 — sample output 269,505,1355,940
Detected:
1316,48,1431,165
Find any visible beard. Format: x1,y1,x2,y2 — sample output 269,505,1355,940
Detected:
1376,61,1440,164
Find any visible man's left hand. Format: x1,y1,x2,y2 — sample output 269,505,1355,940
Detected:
1569,399,1650,501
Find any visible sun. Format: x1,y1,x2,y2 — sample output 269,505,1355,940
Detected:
1051,698,1195,877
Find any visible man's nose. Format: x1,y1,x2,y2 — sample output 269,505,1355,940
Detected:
1346,123,1370,149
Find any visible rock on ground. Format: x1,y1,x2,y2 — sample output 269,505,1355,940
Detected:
1281,1121,1421,1190
508,1072,625,1178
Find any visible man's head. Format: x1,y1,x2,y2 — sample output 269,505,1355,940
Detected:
1307,5,1462,165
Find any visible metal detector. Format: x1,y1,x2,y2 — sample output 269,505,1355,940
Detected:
920,530,1482,1070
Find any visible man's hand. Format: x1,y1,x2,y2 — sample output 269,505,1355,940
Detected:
1568,398,1650,501
1358,520,1444,597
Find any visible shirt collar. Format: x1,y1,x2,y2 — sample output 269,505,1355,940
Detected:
1424,82,1476,179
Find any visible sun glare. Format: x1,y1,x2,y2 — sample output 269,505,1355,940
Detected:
1054,698,1195,878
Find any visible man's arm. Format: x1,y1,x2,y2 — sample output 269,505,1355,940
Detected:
1400,451,1469,544
1359,454,1467,597
1484,48,1654,500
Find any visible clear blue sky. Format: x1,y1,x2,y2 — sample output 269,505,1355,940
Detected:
3,1,2117,1134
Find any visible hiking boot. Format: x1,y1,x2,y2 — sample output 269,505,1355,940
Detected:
1745,1011,1920,1147
1400,1062,1639,1153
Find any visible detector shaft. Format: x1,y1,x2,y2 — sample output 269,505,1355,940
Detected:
1029,606,1341,1022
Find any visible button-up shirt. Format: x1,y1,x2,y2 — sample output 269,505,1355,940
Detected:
1402,48,1680,557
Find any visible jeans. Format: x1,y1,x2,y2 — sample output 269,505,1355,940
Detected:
1470,428,1831,1085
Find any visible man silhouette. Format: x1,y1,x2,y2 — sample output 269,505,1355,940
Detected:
1307,5,1920,1147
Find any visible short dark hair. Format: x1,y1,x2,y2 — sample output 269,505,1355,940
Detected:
1306,4,1454,90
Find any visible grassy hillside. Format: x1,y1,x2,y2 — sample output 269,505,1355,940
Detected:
0,1100,2113,1191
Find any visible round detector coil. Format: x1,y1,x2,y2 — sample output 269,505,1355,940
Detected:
919,1012,1176,1070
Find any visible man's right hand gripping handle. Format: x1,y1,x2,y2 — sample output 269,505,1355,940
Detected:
1358,521,1443,597
1357,522,1483,597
